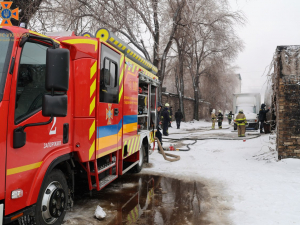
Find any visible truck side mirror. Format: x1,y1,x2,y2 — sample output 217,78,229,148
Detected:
43,48,70,117
42,94,68,117
46,48,69,91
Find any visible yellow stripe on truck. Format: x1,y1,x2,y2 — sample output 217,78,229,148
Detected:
62,39,98,51
7,161,43,175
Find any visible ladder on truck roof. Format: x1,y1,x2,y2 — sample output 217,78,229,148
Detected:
82,28,158,76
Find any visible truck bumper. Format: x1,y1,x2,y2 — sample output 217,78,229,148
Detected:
0,204,3,225
246,122,258,130
3,205,35,224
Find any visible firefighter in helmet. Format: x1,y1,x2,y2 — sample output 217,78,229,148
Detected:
235,109,247,137
227,111,233,125
217,110,223,129
211,109,216,129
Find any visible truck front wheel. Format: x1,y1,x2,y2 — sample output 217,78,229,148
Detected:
134,144,145,173
35,169,68,225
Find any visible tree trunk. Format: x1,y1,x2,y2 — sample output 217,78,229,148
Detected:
158,4,183,103
193,75,201,120
175,67,184,121
158,80,162,104
179,55,185,121
152,0,160,68
194,86,199,120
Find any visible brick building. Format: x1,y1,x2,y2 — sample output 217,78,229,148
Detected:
272,45,300,159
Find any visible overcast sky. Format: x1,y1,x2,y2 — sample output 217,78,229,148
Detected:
229,0,300,96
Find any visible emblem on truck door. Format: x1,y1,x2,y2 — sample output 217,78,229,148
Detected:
106,104,113,125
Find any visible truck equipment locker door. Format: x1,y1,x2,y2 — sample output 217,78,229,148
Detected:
96,43,123,159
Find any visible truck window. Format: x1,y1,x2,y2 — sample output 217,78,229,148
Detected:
103,58,117,88
100,44,120,103
0,29,13,102
15,42,48,123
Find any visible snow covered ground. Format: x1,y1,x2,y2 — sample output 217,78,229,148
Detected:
143,120,300,225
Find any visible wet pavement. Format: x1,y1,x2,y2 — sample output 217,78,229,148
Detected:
64,174,212,225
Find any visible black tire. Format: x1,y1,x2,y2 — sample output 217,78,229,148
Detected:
234,123,237,130
255,122,259,130
134,144,145,173
35,169,68,225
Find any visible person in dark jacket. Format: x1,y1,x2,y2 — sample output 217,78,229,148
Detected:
175,109,183,129
168,106,173,127
217,110,223,129
162,103,171,136
259,103,270,133
155,102,163,146
227,111,233,125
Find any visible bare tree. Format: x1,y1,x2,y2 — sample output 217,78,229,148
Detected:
5,0,44,26
27,0,245,121
186,0,244,120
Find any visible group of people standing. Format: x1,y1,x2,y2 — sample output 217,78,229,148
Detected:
155,102,183,148
211,104,270,137
211,109,225,129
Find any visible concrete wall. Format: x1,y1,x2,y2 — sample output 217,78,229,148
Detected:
161,93,210,121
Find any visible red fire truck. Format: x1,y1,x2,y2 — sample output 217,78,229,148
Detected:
0,26,159,224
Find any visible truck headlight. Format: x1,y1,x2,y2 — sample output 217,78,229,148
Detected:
11,189,23,199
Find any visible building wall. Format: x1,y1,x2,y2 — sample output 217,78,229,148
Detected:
273,46,300,159
161,93,210,121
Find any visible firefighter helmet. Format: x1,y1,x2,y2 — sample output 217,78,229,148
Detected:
165,103,169,107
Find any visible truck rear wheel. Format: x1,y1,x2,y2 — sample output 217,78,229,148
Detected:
134,145,145,173
35,169,68,225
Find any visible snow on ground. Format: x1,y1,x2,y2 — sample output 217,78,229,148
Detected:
143,120,300,225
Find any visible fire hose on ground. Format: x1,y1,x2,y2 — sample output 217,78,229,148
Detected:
161,133,261,151
155,138,180,162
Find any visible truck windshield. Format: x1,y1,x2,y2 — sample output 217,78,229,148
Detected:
0,29,13,102
236,106,256,113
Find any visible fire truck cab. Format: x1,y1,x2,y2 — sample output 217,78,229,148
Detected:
0,26,158,225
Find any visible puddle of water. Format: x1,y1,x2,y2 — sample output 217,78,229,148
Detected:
64,174,213,225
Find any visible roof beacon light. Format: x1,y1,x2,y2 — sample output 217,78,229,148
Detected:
19,22,26,28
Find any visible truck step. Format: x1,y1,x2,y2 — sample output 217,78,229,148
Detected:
91,162,116,175
92,175,118,189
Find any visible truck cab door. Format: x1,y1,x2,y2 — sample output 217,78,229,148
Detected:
5,41,70,215
96,44,123,158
